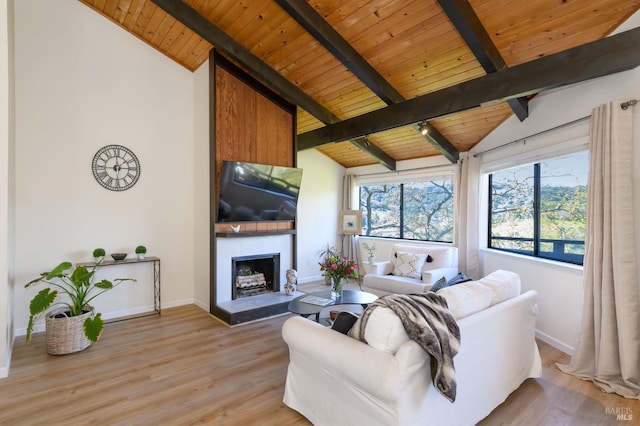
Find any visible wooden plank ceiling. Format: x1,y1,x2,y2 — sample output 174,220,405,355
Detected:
80,0,640,169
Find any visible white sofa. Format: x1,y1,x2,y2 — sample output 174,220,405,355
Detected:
362,243,459,296
282,270,542,426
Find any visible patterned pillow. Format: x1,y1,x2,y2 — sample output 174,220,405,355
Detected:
392,252,427,279
428,276,448,292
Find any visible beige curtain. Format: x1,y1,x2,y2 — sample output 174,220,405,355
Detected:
557,101,640,399
456,156,481,280
342,174,359,264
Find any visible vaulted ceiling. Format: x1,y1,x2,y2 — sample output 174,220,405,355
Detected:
80,0,640,169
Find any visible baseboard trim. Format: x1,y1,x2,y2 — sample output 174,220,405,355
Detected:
535,329,574,355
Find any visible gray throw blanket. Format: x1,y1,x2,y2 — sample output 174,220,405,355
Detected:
349,293,460,402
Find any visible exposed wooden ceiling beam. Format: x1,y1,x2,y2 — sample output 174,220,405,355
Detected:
349,137,396,170
297,27,640,149
151,0,396,170
274,0,404,105
150,0,334,124
438,0,529,122
275,0,458,163
411,124,459,163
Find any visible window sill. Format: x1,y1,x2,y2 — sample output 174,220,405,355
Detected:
480,248,584,274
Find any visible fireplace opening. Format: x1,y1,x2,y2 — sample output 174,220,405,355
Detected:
231,253,280,300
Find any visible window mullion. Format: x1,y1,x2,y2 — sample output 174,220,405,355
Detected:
399,183,404,239
533,163,541,257
487,174,493,248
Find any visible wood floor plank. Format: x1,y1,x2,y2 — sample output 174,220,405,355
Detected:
1,301,638,425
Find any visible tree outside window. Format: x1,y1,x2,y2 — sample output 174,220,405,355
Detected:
489,151,587,264
359,179,453,242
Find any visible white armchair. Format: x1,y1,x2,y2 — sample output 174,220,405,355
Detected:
362,244,458,296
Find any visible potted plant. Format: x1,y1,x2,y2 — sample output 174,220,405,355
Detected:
135,245,147,260
362,242,377,264
317,244,338,285
25,261,135,355
92,247,105,263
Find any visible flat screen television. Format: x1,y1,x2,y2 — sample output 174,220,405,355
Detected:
216,161,303,223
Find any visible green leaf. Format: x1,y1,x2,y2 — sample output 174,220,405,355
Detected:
94,279,113,290
25,273,47,288
29,288,57,316
70,265,93,287
45,262,72,280
83,313,104,343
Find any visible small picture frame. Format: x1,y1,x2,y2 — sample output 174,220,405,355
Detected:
339,210,362,235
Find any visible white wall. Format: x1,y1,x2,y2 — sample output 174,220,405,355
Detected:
12,0,198,334
0,0,15,378
192,60,210,310
473,63,640,353
296,149,344,282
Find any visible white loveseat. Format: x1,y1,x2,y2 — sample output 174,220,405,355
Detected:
282,270,542,426
362,243,459,296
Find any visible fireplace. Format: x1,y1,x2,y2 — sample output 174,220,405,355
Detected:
231,253,280,300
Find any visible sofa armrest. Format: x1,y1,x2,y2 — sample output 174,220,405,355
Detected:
282,316,411,401
366,260,394,276
422,267,459,285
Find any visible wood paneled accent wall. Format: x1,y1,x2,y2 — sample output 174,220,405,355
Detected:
212,52,296,233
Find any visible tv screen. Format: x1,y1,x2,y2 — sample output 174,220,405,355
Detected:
217,161,303,223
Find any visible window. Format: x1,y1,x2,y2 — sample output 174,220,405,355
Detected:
359,179,454,242
488,151,588,264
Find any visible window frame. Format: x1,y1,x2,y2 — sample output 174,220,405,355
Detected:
357,177,455,243
487,154,587,266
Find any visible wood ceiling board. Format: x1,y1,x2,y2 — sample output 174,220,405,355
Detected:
432,103,513,151
297,109,325,134
130,1,155,33
368,127,442,160
317,142,378,168
472,0,640,66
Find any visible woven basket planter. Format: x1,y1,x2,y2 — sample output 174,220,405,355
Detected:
45,309,93,355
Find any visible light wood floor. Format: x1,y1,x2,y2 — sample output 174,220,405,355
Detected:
2,302,638,425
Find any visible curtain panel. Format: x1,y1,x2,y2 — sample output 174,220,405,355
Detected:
557,100,640,399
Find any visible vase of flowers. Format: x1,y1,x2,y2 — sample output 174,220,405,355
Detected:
319,252,359,300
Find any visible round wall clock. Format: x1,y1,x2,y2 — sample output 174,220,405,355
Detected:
92,144,140,191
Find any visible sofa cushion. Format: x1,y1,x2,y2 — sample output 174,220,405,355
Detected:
437,281,492,319
477,270,521,306
392,252,427,279
349,306,410,354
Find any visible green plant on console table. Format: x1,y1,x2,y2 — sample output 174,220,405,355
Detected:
135,245,147,254
362,242,377,257
92,247,105,258
25,261,135,344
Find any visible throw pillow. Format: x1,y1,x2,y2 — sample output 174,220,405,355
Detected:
331,311,360,334
428,276,448,292
392,252,427,279
447,272,472,286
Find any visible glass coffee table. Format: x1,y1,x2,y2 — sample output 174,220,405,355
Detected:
288,290,378,322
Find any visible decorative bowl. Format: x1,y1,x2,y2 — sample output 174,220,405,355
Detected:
111,253,127,261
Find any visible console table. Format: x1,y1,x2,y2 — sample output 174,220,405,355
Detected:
77,256,161,321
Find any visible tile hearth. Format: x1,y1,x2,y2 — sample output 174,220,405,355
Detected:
213,280,362,325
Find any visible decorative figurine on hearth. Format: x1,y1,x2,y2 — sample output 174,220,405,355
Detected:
285,268,298,295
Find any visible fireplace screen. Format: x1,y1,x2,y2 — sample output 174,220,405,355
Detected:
231,253,280,299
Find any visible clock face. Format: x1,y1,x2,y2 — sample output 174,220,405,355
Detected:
92,145,140,191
